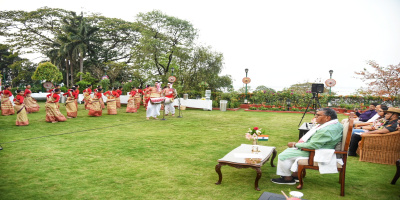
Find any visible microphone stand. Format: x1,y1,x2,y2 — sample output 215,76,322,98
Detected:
161,98,167,120
177,94,183,118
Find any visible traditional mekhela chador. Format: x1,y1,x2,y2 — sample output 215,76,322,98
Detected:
104,88,119,115
1,85,15,116
63,88,77,118
24,85,40,113
83,85,93,110
126,87,137,113
45,89,67,123
13,90,29,126
88,89,103,117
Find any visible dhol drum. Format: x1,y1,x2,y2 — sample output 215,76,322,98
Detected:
150,97,165,104
164,98,174,104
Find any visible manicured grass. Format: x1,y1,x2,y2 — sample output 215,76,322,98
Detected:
0,103,398,200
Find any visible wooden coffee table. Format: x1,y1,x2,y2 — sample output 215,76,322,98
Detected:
215,144,277,191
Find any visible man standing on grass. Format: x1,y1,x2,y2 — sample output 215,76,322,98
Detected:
146,81,162,120
162,83,177,116
271,108,343,185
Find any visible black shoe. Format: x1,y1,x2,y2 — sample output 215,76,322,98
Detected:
271,177,296,185
348,152,357,156
280,176,299,183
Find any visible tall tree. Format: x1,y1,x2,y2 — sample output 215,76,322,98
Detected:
86,15,140,64
60,12,100,81
174,46,231,92
0,44,15,85
355,60,400,96
0,7,74,54
134,10,197,76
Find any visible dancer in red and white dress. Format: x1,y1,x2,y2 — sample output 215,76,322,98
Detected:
45,89,67,123
82,85,93,110
24,84,40,113
126,87,137,113
143,85,151,110
116,86,123,108
14,90,29,126
63,88,77,118
1,85,15,115
73,85,80,109
88,88,103,117
104,87,119,115
96,85,105,109
135,87,144,110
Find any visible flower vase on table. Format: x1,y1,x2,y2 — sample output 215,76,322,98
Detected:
252,136,260,153
245,127,264,153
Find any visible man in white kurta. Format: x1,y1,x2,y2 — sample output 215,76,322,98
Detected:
271,108,343,185
146,82,162,120
163,83,177,116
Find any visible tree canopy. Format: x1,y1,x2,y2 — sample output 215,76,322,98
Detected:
355,60,400,96
32,62,63,82
0,8,231,92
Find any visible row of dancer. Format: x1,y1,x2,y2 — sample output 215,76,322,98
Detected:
0,85,41,126
1,82,177,125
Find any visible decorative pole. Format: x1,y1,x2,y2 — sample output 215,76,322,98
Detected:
329,70,333,95
245,68,249,103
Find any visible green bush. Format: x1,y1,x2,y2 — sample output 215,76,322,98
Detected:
60,86,68,93
98,79,111,91
249,107,257,110
122,82,134,94
212,100,219,108
258,106,268,110
75,81,91,93
30,84,42,93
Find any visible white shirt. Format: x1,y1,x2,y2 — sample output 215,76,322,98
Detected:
366,113,379,123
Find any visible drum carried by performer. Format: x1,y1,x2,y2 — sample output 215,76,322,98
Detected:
162,82,177,116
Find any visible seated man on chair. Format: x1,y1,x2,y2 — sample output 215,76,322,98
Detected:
354,103,378,123
348,107,399,156
271,108,343,185
352,105,388,135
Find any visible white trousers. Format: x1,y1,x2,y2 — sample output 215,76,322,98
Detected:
146,102,161,118
276,157,301,176
165,103,175,115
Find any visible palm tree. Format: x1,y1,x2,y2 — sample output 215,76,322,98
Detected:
60,12,100,81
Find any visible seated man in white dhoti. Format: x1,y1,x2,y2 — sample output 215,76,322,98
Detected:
271,108,343,185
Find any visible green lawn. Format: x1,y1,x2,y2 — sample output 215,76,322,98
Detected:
0,103,398,200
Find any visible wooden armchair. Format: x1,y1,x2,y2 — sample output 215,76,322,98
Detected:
296,119,353,196
358,130,400,165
